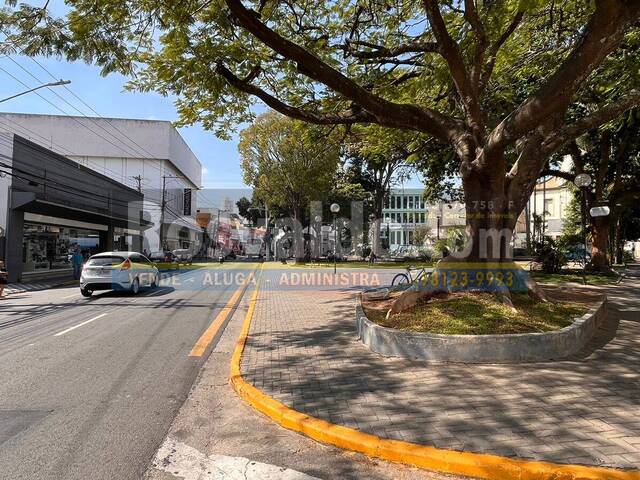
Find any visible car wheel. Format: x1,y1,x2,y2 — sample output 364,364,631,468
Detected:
150,275,158,289
80,287,92,297
130,277,140,295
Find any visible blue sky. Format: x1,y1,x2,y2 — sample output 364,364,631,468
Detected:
0,53,246,189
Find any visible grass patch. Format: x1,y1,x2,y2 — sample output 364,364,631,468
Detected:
364,292,590,335
530,271,619,285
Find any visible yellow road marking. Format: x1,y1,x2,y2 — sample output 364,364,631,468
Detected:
188,270,255,357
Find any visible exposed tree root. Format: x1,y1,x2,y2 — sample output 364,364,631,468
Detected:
386,258,547,318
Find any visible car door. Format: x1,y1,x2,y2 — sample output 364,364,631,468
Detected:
141,254,156,284
132,254,151,286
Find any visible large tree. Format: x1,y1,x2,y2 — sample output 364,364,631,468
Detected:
239,111,340,259
3,0,640,296
543,109,640,272
343,126,417,255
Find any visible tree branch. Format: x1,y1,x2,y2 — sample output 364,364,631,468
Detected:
216,63,375,125
464,0,488,90
224,0,463,142
486,0,640,153
479,9,524,92
344,39,439,59
423,0,484,138
541,90,640,154
539,169,575,182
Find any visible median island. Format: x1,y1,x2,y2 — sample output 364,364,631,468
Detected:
363,291,590,335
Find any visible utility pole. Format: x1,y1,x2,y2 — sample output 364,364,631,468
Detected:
131,175,142,193
160,175,167,250
159,174,181,250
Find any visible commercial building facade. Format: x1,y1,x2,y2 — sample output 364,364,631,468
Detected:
0,133,145,282
0,113,203,253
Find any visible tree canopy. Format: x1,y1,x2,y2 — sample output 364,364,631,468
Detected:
239,111,340,222
2,0,639,266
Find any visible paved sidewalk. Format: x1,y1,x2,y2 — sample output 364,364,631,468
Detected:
241,267,640,469
4,276,76,295
145,275,458,480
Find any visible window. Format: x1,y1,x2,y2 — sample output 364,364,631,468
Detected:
403,212,408,223
384,196,390,209
403,196,408,209
22,223,100,273
408,196,414,209
420,212,426,224
544,198,554,217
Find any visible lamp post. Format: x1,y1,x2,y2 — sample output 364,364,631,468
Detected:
574,173,592,284
0,79,71,103
330,203,340,274
385,216,391,252
249,204,270,261
314,215,322,261
436,214,442,240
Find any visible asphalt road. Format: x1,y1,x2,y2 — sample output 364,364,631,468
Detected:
0,263,259,480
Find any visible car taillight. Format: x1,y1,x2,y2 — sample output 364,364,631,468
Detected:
120,259,132,270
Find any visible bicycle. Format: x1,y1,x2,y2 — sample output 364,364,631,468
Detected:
391,265,432,286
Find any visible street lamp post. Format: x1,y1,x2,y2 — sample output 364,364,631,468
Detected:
0,79,71,103
314,215,322,261
330,203,340,274
249,204,270,261
574,173,592,284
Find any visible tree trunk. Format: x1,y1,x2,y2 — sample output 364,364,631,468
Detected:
387,173,546,317
591,216,611,272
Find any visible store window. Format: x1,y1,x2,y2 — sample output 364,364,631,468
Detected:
22,223,100,273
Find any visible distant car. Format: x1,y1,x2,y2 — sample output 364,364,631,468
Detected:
172,249,193,265
149,251,180,270
80,252,158,297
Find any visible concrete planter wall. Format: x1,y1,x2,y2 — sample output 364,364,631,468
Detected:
356,296,607,363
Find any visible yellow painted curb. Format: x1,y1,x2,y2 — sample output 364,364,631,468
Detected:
229,265,640,480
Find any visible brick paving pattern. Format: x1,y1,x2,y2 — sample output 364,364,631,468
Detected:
241,267,640,468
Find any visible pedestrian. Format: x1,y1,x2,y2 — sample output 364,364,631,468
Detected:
72,248,84,280
0,260,7,298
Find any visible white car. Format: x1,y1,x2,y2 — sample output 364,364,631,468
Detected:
80,251,159,297
172,249,193,264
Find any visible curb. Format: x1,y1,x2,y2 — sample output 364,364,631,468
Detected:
357,294,608,363
229,266,640,480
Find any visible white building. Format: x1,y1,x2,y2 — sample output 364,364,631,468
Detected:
382,188,466,249
0,112,203,252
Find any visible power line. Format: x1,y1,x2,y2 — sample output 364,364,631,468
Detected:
0,45,196,190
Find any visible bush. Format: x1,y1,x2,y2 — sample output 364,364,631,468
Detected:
533,237,568,273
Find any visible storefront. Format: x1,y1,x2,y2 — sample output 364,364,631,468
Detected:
0,133,147,282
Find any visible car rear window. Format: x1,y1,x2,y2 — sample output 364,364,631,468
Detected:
87,256,126,266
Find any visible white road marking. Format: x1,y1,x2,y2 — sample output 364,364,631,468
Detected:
53,313,108,337
153,437,321,480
